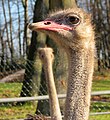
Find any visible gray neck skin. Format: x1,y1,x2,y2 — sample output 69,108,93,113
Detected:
64,48,94,120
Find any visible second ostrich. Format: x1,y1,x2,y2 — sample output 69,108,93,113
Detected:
38,48,62,120
29,8,95,120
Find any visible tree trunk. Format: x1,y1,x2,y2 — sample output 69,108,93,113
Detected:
22,0,29,57
0,31,5,72
8,0,14,62
62,0,77,8
17,0,22,57
2,0,11,62
20,0,48,102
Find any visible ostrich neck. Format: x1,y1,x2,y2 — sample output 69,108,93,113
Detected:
64,48,94,120
43,59,62,120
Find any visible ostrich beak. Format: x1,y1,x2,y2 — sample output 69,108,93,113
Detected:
28,21,72,32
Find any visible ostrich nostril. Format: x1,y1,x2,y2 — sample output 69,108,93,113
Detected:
44,21,51,25
28,23,33,29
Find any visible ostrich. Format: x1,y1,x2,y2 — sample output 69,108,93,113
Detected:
29,8,95,120
38,47,62,120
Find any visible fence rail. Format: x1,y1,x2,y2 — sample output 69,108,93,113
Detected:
0,90,110,118
0,90,110,103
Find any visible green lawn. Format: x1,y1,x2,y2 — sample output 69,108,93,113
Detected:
0,79,110,98
0,76,110,119
0,83,22,98
0,102,36,119
89,115,110,120
92,79,110,91
0,83,37,119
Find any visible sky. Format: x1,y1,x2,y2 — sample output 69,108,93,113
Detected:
0,0,34,58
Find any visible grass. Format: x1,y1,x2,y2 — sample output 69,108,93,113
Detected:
91,102,110,112
0,70,110,119
0,83,37,119
0,102,36,119
0,83,22,98
92,79,110,91
92,69,110,91
89,115,110,120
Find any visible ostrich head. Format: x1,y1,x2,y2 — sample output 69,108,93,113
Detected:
29,8,94,53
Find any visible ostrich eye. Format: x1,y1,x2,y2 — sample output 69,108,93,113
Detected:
68,16,80,25
40,54,44,59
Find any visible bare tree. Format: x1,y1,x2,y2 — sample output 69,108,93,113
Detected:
8,0,14,61
0,30,5,72
1,0,11,61
17,0,22,56
22,0,29,56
